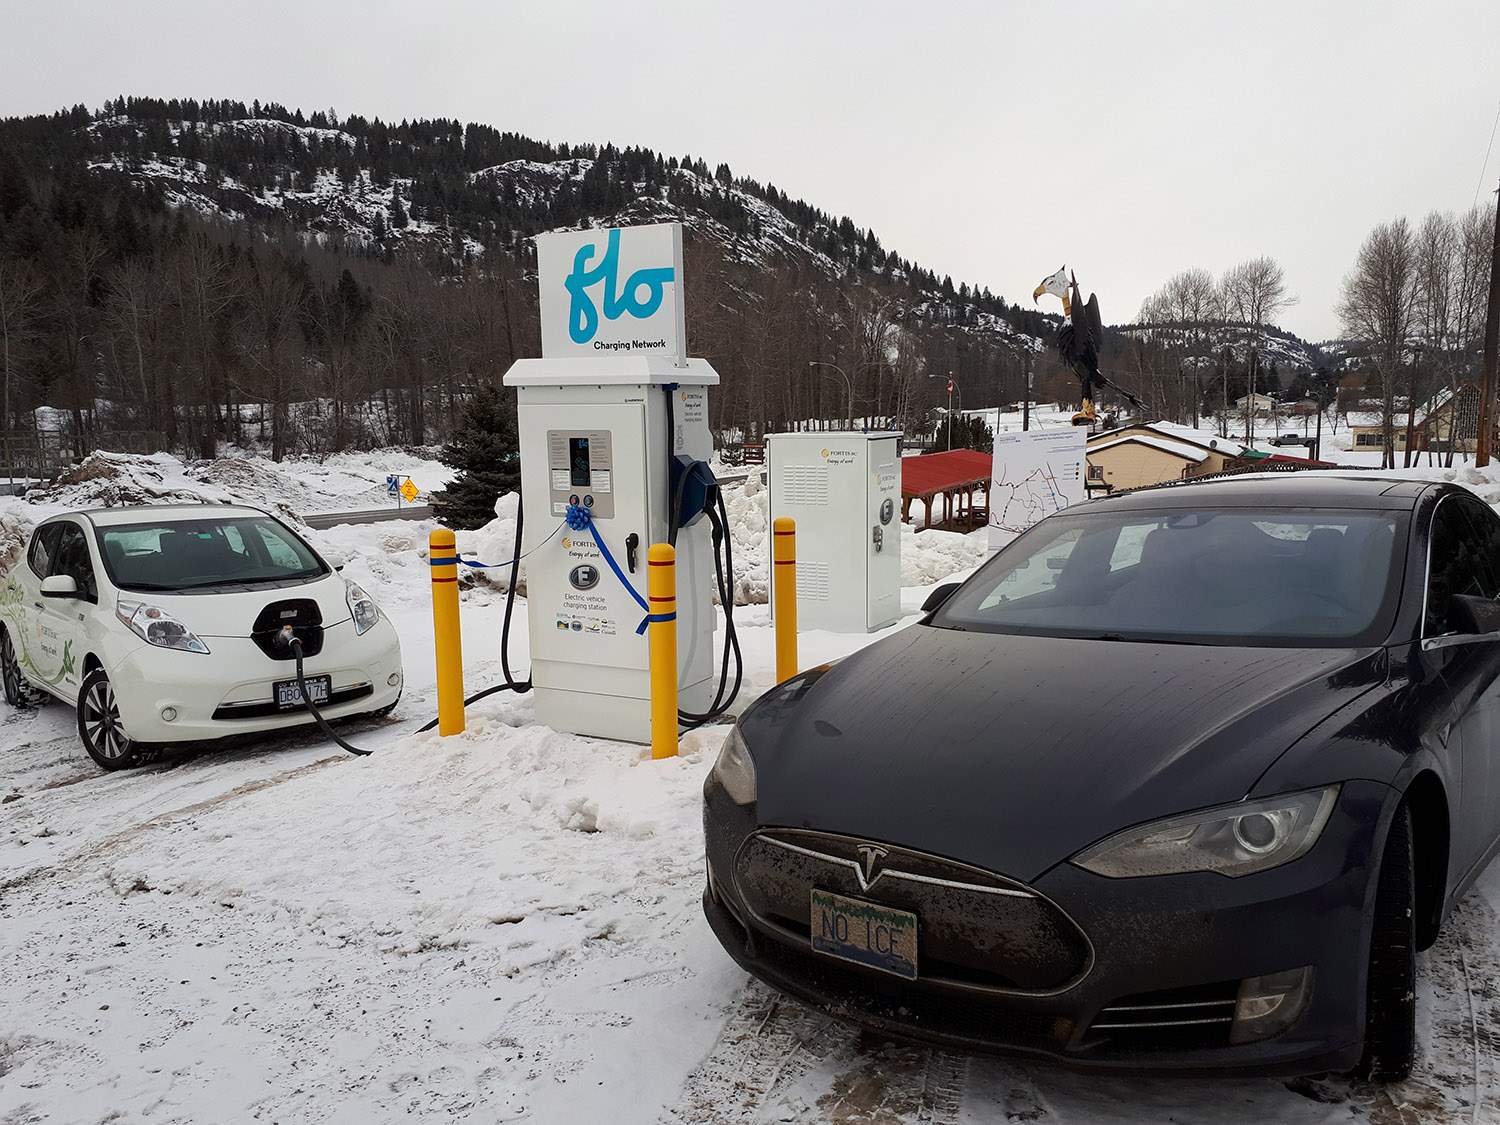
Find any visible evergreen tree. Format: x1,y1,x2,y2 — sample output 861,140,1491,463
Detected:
433,387,522,529
936,415,993,453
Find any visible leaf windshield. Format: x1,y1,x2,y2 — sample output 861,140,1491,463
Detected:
932,506,1406,646
97,517,326,591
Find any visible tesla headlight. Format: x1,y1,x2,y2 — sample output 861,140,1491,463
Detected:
1072,786,1340,878
344,578,381,634
115,600,210,654
710,726,757,805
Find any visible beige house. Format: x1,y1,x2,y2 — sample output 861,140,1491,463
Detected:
1085,423,1245,493
1347,385,1483,454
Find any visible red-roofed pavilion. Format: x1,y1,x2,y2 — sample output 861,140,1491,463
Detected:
901,449,993,530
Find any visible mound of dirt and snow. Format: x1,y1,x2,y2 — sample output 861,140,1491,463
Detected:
29,449,451,519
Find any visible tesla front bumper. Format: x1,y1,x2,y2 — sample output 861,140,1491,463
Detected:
702,777,1392,1076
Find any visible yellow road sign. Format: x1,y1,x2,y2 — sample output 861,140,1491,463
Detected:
400,478,419,503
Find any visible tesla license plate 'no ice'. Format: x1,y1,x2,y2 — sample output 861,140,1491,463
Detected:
811,889,918,979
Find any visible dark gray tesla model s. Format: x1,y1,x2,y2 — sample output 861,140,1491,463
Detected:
704,472,1500,1080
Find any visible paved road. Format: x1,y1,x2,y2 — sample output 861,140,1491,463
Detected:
304,503,433,529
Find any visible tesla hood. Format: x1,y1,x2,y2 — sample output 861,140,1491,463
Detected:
741,624,1386,883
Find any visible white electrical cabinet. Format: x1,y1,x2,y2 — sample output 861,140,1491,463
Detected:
504,355,718,742
767,432,902,633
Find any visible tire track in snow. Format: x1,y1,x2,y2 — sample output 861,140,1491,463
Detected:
661,984,845,1123
662,982,970,1125
0,753,345,894
1364,895,1500,1125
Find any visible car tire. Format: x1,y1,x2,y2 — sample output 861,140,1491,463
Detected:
370,691,401,720
1,624,43,708
77,668,160,770
1354,802,1416,1082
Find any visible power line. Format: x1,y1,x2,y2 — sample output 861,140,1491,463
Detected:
1476,98,1500,210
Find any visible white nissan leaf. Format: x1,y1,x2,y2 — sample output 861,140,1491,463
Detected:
0,504,404,769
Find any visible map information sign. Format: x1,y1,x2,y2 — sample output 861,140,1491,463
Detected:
988,429,1087,551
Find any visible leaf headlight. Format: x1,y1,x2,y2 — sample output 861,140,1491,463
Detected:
344,578,381,634
116,600,210,654
710,726,757,806
1072,786,1340,878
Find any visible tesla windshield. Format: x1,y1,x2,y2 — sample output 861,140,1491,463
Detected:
934,507,1405,645
97,517,326,590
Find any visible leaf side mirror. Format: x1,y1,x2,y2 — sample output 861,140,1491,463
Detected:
41,575,80,599
921,582,960,614
324,553,345,572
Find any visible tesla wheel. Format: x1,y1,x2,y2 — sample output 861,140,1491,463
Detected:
77,668,159,771
1354,802,1416,1082
1,625,42,708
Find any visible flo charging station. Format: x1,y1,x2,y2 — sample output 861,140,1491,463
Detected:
767,432,902,633
504,223,728,743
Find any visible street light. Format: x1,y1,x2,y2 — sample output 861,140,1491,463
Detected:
928,373,961,451
807,361,854,430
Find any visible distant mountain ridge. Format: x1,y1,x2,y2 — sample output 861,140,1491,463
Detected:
0,96,1333,461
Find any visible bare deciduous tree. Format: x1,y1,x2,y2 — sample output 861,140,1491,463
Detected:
1338,219,1418,468
0,258,44,483
1221,257,1297,444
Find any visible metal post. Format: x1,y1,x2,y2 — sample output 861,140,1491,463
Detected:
1023,358,1032,432
772,518,798,683
429,528,465,736
808,361,854,431
1476,181,1500,468
648,542,678,759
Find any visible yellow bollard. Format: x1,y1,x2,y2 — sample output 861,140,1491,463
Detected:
648,542,678,759
429,528,465,736
773,517,798,683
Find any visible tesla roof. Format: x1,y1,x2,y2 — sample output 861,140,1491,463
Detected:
1090,471,1433,511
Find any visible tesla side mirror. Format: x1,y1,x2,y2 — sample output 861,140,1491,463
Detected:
921,582,960,614
40,575,80,599
1450,594,1500,636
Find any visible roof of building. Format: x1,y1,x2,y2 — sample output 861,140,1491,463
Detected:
1088,435,1210,463
900,449,994,497
1088,420,1246,459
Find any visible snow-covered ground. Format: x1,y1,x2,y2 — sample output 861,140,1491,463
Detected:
5,448,1500,1123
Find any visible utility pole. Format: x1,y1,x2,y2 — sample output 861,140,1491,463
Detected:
1022,355,1032,432
1476,181,1500,467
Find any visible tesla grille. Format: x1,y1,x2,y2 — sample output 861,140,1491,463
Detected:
757,939,1072,1051
734,830,1091,994
1084,980,1238,1052
252,599,324,659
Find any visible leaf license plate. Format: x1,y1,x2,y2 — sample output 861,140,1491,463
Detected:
275,675,330,709
810,889,918,979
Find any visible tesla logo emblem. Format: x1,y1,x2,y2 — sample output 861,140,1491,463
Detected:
855,845,889,890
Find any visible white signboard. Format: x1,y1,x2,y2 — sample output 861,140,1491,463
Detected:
988,428,1087,551
536,223,686,364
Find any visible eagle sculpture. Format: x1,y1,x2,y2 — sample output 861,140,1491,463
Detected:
1033,266,1141,427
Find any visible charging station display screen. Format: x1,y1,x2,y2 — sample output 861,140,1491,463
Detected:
546,428,615,519
570,438,591,487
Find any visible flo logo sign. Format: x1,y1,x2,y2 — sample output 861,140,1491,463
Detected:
564,229,672,343
537,223,686,363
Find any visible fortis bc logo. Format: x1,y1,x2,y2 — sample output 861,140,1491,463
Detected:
565,228,674,344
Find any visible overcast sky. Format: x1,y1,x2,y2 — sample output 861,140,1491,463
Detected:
4,0,1498,342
